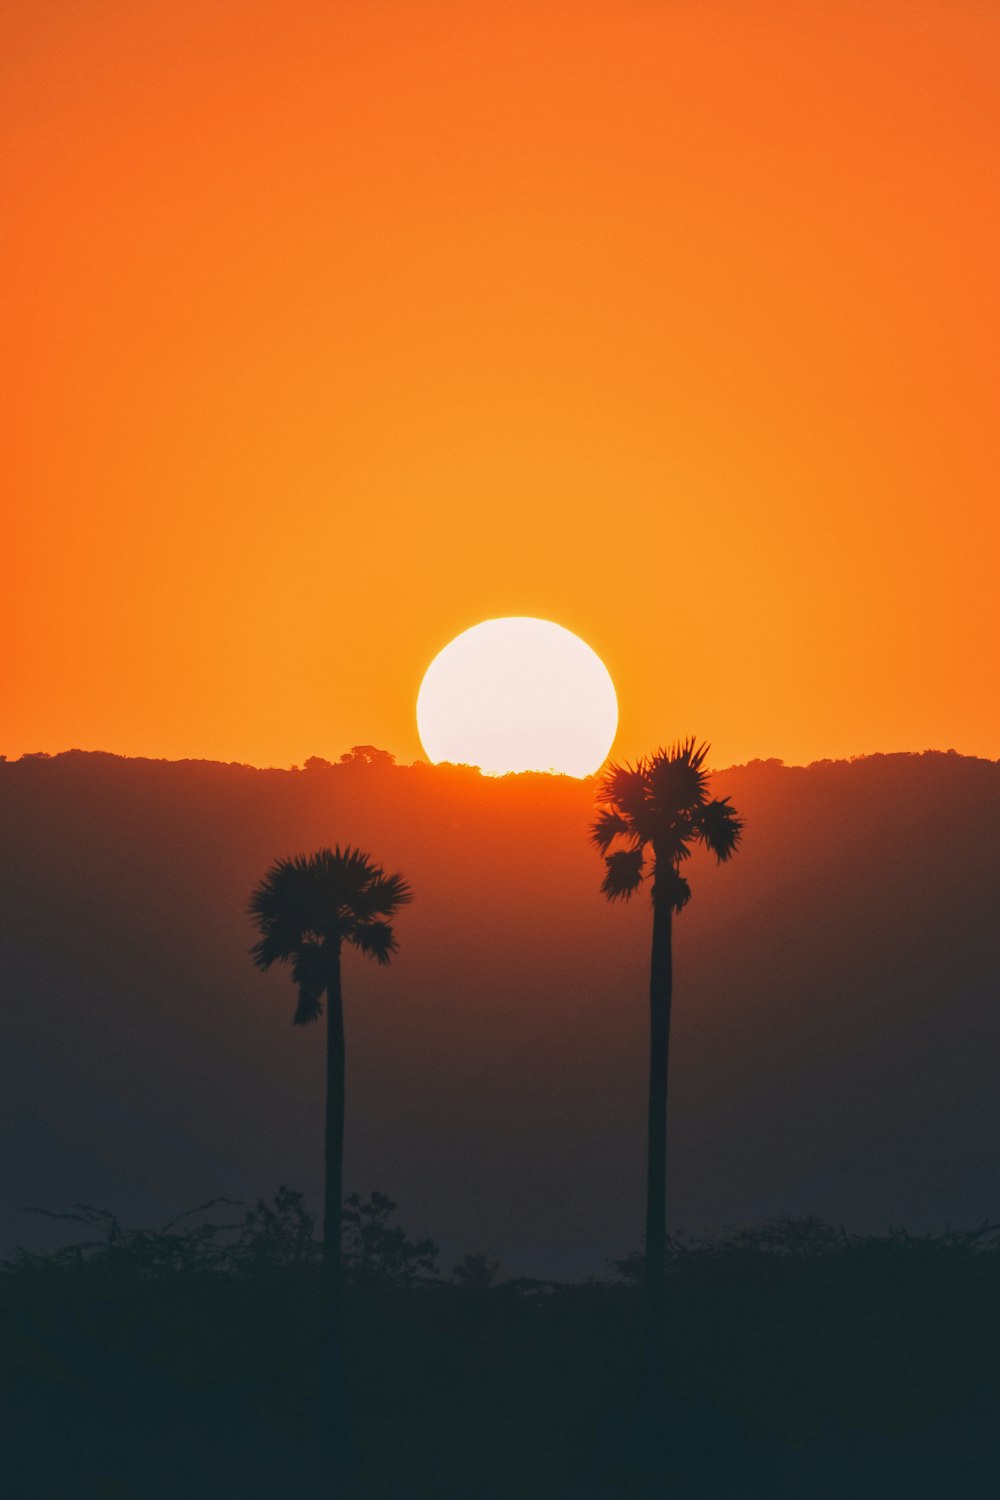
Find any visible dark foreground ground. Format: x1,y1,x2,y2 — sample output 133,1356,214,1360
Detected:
2,1197,998,1499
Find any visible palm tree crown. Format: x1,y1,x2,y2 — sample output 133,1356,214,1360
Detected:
249,846,413,1024
591,738,743,909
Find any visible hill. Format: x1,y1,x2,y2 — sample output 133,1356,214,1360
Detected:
1,747,997,1276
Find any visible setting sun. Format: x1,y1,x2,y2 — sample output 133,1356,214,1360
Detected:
416,618,618,777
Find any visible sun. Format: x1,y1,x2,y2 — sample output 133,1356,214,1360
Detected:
416,618,618,777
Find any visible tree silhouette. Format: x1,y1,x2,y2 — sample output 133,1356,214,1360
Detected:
592,740,742,1303
248,847,413,1286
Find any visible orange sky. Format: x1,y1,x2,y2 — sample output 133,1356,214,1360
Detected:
3,0,998,770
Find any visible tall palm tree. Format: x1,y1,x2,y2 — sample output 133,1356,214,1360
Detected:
592,740,742,1301
248,846,413,1286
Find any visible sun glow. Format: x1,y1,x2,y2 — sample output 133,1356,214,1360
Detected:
416,618,618,777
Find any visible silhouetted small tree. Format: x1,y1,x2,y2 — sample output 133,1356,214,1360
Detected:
592,740,742,1307
342,1191,439,1286
339,745,397,767
452,1251,500,1293
237,1187,321,1269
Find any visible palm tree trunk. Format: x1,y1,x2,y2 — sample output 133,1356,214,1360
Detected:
324,940,346,1284
320,940,353,1475
645,889,672,1299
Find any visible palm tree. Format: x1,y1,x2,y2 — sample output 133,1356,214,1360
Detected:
592,740,742,1302
248,846,413,1287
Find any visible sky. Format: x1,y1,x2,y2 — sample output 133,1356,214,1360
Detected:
3,0,998,771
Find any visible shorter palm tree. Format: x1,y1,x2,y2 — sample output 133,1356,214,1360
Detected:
592,740,742,1302
248,846,413,1284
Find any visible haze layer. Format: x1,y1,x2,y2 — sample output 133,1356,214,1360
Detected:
2,749,997,1276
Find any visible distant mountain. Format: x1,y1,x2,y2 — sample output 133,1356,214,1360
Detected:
1,748,998,1277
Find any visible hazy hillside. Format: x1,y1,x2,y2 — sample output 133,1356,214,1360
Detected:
1,748,997,1277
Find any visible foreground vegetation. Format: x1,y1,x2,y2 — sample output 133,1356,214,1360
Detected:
3,1192,998,1498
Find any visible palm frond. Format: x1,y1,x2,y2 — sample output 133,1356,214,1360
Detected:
351,920,397,965
310,845,378,920
601,847,645,902
647,739,710,814
655,865,692,913
594,762,649,822
291,942,326,1024
673,736,709,771
291,942,326,990
250,847,412,947
248,854,319,915
293,991,324,1025
595,761,663,843
249,855,325,946
249,929,296,972
589,809,633,853
696,797,744,862
364,869,414,918
312,847,413,921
